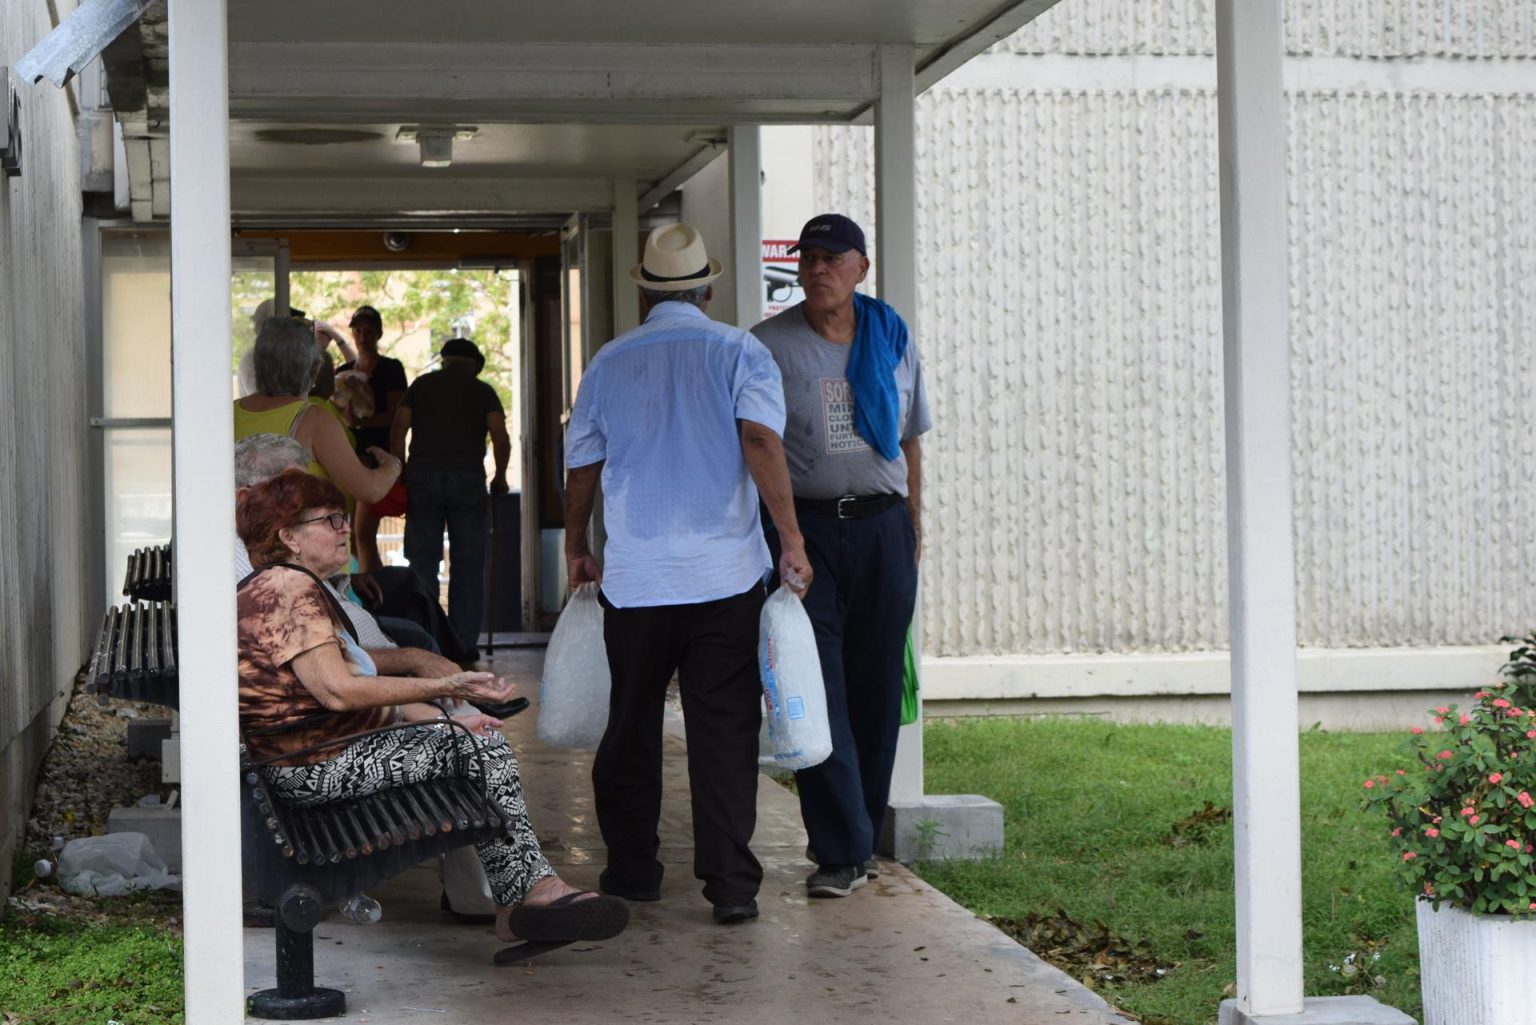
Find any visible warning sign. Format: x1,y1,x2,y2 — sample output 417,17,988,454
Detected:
762,239,803,318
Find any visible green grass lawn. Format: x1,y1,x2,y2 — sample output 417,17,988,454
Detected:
915,717,1419,1025
0,913,184,1025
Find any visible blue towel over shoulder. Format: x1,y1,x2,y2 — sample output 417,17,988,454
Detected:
847,292,909,461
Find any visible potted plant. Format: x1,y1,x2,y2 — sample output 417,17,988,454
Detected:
1363,634,1536,1025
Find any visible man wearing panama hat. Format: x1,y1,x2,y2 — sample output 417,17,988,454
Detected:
563,222,812,925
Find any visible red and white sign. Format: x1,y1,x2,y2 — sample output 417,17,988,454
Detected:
762,239,803,318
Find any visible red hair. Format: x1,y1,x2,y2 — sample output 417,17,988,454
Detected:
237,469,347,568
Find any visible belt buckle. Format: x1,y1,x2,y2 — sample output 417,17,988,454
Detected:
835,495,857,519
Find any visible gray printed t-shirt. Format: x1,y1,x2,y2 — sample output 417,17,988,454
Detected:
751,303,932,500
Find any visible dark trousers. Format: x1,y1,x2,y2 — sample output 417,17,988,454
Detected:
403,469,489,652
767,502,917,868
593,584,766,906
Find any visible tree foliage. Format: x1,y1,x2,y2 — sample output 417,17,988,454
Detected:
230,267,521,414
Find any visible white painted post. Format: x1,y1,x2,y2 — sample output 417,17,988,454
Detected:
727,125,762,327
167,0,243,1021
876,44,923,803
1215,0,1304,1016
611,179,639,336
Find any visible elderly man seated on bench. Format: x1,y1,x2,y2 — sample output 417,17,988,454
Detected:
235,466,628,959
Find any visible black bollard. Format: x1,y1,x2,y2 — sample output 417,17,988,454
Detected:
246,884,345,1020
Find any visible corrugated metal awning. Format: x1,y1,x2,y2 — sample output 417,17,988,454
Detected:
15,0,155,87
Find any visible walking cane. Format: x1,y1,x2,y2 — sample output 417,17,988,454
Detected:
484,490,497,658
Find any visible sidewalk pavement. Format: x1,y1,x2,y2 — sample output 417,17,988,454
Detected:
244,648,1133,1024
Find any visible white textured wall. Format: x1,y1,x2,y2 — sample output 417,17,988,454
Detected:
1001,0,1536,58
815,7,1536,659
0,1,92,897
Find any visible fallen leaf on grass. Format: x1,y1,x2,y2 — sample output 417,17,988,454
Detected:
990,909,1179,987
1161,801,1232,847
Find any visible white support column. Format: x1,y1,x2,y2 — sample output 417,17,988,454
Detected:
611,179,639,336
167,0,243,1021
727,126,762,327
876,44,923,803
1216,0,1304,1017
875,46,917,319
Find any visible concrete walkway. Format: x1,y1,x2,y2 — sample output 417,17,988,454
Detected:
243,648,1132,1024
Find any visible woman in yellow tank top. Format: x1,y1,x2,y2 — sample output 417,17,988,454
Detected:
233,318,401,508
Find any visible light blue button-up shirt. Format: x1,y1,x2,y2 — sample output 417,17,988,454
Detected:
565,301,786,608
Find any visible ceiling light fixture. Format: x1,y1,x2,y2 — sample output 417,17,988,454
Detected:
395,125,477,169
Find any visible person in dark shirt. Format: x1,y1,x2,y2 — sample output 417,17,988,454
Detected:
339,304,410,572
391,338,510,656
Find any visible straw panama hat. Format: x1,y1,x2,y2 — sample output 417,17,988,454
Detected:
629,223,723,291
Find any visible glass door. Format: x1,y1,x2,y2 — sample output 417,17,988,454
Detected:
92,230,287,609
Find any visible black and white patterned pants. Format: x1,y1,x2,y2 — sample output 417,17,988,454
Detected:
263,724,555,906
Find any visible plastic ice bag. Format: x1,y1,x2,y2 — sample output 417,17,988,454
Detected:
57,832,180,897
537,582,612,749
759,587,831,770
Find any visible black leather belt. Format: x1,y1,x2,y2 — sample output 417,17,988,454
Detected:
794,493,902,520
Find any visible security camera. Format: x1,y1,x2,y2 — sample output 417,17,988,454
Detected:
383,231,411,252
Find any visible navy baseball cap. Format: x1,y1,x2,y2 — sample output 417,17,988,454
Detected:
787,213,866,256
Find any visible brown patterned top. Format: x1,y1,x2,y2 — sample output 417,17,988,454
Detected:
237,566,394,765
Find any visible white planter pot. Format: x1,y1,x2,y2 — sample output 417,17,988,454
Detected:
1417,899,1536,1025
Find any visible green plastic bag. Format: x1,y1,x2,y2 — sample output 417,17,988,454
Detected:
901,626,920,725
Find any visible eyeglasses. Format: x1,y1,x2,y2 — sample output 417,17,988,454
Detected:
294,511,350,532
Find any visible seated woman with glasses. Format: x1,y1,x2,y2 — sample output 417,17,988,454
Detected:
235,468,628,960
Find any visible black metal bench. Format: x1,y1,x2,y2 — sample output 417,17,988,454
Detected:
85,599,180,708
241,719,509,1020
123,543,173,602
88,554,525,1017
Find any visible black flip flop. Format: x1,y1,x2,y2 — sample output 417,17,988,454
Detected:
469,696,530,719
507,891,629,942
492,938,575,966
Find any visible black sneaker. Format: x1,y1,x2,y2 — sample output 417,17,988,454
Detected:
598,869,661,902
807,865,868,898
808,847,880,879
712,900,759,924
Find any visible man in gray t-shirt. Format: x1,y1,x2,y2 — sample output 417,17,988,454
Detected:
752,305,931,500
751,213,931,900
